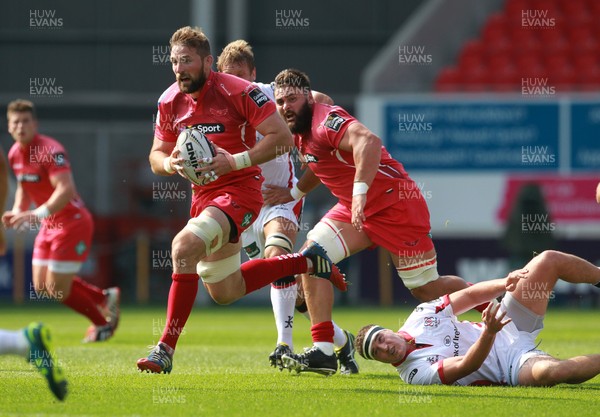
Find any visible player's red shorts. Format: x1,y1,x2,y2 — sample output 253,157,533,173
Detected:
32,208,94,264
323,194,434,255
190,175,264,242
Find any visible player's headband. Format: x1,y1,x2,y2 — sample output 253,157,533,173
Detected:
362,325,385,360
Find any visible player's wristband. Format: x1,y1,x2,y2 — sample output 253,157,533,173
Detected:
163,156,175,174
33,204,51,220
290,184,306,201
232,151,252,170
352,182,369,196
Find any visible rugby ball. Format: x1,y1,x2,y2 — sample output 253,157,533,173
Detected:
176,127,217,186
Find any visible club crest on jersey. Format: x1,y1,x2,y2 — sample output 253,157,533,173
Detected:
243,242,260,258
324,112,346,132
426,355,440,365
190,123,225,134
241,212,253,228
423,317,440,328
304,154,318,164
248,88,269,108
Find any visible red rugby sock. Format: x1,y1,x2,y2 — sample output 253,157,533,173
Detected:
311,321,335,343
160,273,199,350
241,253,308,295
72,276,106,305
62,278,108,326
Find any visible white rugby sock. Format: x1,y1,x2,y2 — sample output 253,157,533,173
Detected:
271,283,297,348
314,342,334,356
332,322,347,350
0,329,29,356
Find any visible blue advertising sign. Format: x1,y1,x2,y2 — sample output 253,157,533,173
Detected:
384,102,559,170
571,103,600,170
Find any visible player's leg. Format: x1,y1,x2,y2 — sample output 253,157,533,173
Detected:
292,279,358,373
46,269,118,343
0,328,29,355
283,217,371,375
0,324,67,400
388,245,470,302
510,250,600,316
518,354,600,386
138,206,225,373
44,216,119,342
262,216,299,368
23,323,68,400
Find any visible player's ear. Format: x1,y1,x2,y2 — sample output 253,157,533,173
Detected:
251,67,256,82
205,54,214,68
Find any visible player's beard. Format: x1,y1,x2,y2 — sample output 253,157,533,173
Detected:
288,101,312,134
178,64,207,94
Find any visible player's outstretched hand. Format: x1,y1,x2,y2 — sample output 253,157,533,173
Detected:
481,303,511,334
505,268,528,292
263,184,294,205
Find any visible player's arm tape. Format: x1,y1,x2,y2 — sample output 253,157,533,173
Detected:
290,184,306,200
352,182,369,196
232,151,252,170
33,204,51,220
163,156,175,174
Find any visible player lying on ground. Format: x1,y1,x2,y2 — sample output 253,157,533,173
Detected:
356,250,600,386
216,39,358,374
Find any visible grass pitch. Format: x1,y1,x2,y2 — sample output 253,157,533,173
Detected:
0,303,599,417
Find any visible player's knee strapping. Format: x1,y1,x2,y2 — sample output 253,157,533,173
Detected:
265,233,296,288
184,212,224,257
197,253,241,284
306,219,349,263
396,256,439,290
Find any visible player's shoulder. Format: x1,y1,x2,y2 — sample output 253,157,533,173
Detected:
36,134,65,152
314,103,354,132
254,81,275,100
7,142,20,160
213,72,254,96
213,73,272,108
157,82,183,106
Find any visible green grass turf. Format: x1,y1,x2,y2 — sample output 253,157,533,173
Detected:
0,304,599,417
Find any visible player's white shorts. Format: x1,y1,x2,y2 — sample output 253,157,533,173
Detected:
241,199,303,260
499,293,549,386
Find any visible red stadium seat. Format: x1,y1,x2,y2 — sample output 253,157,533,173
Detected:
578,67,600,91
435,67,462,92
482,13,509,42
551,67,576,92
490,66,520,92
459,40,486,69
461,66,491,92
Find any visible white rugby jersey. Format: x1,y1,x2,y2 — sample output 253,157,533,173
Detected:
394,295,521,386
254,82,297,190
